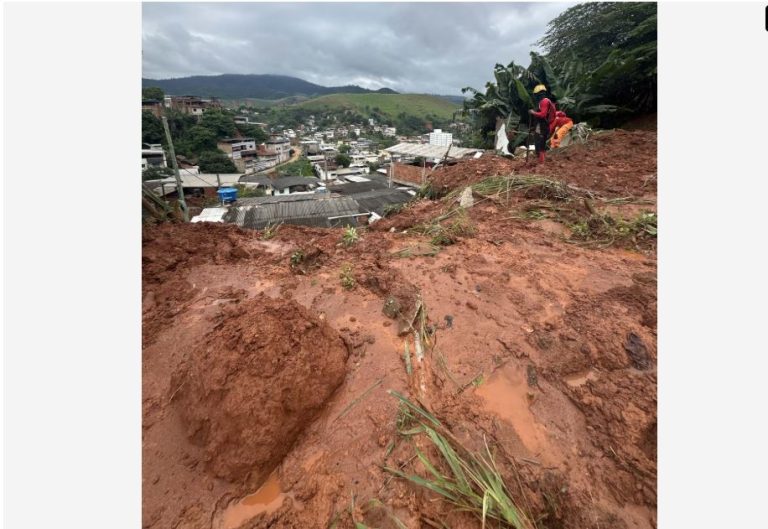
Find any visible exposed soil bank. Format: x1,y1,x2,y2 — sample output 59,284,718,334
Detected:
143,128,657,529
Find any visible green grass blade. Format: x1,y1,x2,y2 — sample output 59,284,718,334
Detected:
388,390,442,427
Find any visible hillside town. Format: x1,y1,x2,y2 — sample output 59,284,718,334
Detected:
143,92,479,228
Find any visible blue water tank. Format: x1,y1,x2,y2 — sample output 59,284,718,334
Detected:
217,187,238,204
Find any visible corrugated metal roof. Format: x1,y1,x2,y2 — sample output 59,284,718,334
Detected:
238,175,274,186
327,180,389,195
271,176,321,190
190,208,228,223
351,189,414,215
384,143,481,160
222,195,362,229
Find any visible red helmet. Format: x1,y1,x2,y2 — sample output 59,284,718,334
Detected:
556,111,566,118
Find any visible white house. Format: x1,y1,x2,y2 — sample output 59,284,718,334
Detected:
428,129,453,147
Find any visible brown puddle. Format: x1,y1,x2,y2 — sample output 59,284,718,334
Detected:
475,365,551,457
564,369,597,388
217,472,285,529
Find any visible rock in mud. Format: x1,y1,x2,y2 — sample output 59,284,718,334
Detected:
172,293,349,486
625,332,650,370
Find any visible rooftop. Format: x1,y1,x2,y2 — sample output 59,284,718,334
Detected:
271,176,320,191
219,138,254,144
384,142,481,160
348,188,414,216
222,195,362,229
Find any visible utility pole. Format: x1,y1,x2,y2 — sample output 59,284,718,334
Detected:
162,116,189,222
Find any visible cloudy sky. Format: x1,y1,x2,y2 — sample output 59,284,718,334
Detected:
143,2,576,95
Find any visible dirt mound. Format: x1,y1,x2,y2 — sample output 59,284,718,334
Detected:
172,294,349,486
427,129,656,198
369,199,444,232
429,155,518,195
533,130,657,196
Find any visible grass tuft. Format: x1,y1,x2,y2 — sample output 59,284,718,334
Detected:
342,226,360,247
339,263,357,290
384,391,535,529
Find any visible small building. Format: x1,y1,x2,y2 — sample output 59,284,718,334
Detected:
428,129,453,147
252,150,280,173
221,194,365,229
261,135,292,164
142,99,163,118
141,145,167,171
217,138,257,158
271,176,321,196
300,140,320,155
166,95,222,116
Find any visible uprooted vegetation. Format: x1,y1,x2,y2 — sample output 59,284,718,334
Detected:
143,127,657,529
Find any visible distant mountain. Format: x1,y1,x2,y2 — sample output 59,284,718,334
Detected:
141,74,399,100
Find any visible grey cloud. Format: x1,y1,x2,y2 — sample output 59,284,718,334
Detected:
142,2,576,95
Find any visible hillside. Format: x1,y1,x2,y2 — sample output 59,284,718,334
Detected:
141,74,398,100
295,93,460,121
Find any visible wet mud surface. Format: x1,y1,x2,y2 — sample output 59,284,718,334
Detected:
143,129,657,529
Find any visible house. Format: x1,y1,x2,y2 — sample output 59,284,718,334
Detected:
300,140,321,155
270,176,321,196
384,142,480,164
142,145,167,171
217,138,257,158
238,174,274,192
219,194,366,229
145,173,244,199
191,180,414,228
383,126,397,137
252,150,280,172
166,95,222,116
428,129,453,147
142,99,163,118
260,135,292,163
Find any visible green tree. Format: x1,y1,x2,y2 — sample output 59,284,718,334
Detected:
335,154,351,168
142,111,164,145
184,126,218,154
199,110,236,138
338,144,351,154
538,2,656,72
198,151,237,173
538,2,657,114
142,166,174,181
235,123,268,143
142,86,164,100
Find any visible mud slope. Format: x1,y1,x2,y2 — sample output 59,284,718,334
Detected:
143,129,657,529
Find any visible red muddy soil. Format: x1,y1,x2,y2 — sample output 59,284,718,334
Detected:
143,129,657,529
429,130,656,198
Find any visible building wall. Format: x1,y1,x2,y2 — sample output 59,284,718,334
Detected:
142,102,163,118
428,129,453,147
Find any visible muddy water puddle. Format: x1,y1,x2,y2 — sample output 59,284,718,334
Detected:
217,472,287,529
475,365,552,458
564,369,598,388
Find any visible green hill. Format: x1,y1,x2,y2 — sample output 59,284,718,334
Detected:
295,93,460,121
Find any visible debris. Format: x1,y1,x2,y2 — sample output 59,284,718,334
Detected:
458,186,474,208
